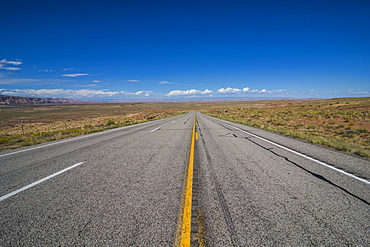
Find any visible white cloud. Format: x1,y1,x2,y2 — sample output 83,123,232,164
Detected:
0,59,23,65
92,80,101,83
0,65,21,71
62,73,90,77
0,59,23,71
166,89,213,96
158,81,171,84
132,91,153,97
128,80,141,82
0,88,154,99
203,89,213,94
166,86,286,97
63,68,75,71
218,87,242,93
218,87,285,94
158,80,179,85
347,89,369,95
72,84,100,88
158,81,180,85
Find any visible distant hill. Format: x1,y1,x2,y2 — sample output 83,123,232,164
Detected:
0,95,92,105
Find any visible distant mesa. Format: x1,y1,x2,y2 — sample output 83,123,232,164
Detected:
0,95,92,105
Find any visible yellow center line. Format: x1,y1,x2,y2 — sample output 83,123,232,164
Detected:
177,113,197,246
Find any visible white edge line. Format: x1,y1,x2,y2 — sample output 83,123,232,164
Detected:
224,123,370,186
0,162,84,202
0,117,172,158
150,127,161,132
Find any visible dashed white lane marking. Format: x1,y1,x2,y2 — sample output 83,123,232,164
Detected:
226,123,370,185
150,127,161,132
0,162,85,202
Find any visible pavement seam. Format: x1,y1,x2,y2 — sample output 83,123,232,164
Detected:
192,127,206,247
197,118,238,246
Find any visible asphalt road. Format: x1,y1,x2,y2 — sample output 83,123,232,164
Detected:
1,112,369,246
195,113,370,246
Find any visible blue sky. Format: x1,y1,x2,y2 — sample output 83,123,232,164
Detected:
1,0,369,101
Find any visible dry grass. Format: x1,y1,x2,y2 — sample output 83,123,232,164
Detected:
0,103,187,150
201,97,370,158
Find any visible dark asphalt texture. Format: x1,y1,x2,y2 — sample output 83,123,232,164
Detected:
1,112,369,246
196,113,369,246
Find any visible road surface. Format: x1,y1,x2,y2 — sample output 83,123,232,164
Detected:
1,112,369,246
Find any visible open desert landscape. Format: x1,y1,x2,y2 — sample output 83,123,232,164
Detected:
1,97,369,158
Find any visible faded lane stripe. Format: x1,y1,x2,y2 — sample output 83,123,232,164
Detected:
0,162,85,202
150,127,161,132
226,123,370,185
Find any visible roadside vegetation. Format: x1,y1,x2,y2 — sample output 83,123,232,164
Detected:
1,98,369,158
201,97,370,158
0,103,187,150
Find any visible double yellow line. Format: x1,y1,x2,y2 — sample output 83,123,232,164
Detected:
177,113,197,246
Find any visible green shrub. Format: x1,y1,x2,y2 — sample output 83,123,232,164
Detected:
287,132,302,138
356,128,368,133
0,136,11,144
107,120,115,126
68,128,82,133
33,131,51,137
354,149,370,158
22,138,38,146
336,145,352,152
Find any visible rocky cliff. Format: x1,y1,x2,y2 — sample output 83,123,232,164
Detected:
0,95,90,105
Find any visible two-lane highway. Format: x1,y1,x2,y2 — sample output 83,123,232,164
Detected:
1,112,369,246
